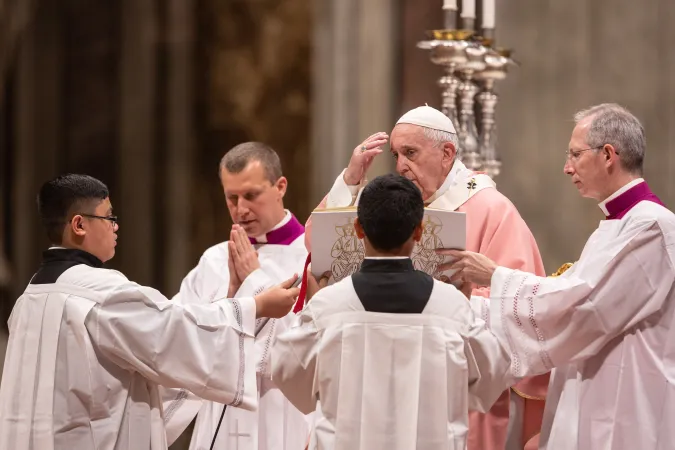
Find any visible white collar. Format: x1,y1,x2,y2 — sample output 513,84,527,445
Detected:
364,256,410,260
424,160,466,205
598,178,644,216
253,209,291,243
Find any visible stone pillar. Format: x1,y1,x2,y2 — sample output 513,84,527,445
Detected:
163,0,195,294
310,0,398,205
118,0,158,285
12,0,63,297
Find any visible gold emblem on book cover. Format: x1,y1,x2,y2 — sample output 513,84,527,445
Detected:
330,219,365,281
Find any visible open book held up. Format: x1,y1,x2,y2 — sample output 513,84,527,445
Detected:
310,207,466,284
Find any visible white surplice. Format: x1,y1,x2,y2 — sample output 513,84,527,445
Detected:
0,260,258,450
470,200,675,450
163,225,310,450
271,275,512,450
310,161,548,450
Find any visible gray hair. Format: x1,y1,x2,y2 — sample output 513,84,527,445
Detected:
422,126,459,151
573,103,645,174
219,142,283,183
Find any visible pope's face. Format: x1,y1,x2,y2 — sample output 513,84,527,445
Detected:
221,160,287,237
389,124,455,201
564,117,611,201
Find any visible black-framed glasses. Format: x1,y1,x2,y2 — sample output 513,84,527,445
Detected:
80,214,118,227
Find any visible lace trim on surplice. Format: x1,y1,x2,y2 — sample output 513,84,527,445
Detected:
230,298,246,407
527,283,554,370
500,272,526,377
501,271,553,377
163,389,189,424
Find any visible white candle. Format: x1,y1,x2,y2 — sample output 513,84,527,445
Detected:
482,0,495,28
461,0,476,19
443,0,458,9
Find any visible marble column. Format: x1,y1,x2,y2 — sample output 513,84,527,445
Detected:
11,0,63,298
0,0,36,105
118,0,158,285
311,0,398,205
163,0,195,294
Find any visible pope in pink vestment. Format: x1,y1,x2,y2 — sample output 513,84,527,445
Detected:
300,106,549,450
305,172,548,450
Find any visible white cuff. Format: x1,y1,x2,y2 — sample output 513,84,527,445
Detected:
490,266,516,297
468,295,491,329
326,169,364,208
236,268,274,298
232,296,257,337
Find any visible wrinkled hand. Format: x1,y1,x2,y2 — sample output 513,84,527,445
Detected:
230,224,261,282
436,249,498,288
305,268,331,302
254,274,301,319
343,132,389,186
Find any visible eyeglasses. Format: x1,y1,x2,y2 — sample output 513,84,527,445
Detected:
565,146,606,162
80,214,118,227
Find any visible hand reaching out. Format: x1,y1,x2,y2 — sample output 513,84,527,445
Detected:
435,249,498,288
305,268,331,302
254,275,301,319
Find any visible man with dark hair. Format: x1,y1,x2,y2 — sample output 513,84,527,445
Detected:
37,174,113,253
271,174,512,450
356,173,425,252
0,174,301,450
164,142,310,450
304,106,548,450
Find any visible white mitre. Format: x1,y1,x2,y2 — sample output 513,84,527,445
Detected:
395,104,456,134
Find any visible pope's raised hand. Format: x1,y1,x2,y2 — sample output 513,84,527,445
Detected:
343,132,389,186
230,224,261,282
254,274,301,319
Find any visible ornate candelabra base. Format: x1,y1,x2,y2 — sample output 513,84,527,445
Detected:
418,28,516,178
474,49,513,178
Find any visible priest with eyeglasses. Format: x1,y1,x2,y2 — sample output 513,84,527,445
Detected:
0,173,300,450
441,104,675,450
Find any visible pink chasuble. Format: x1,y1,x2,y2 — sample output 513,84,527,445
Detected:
303,178,549,450
455,187,547,450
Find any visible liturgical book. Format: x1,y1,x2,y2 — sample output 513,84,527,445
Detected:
310,207,466,284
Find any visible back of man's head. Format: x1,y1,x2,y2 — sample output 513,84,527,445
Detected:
357,174,424,252
219,141,283,183
38,174,109,244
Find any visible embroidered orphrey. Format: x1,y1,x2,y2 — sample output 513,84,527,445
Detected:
527,283,554,370
257,319,277,375
230,298,246,407
500,272,525,377
163,389,189,424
